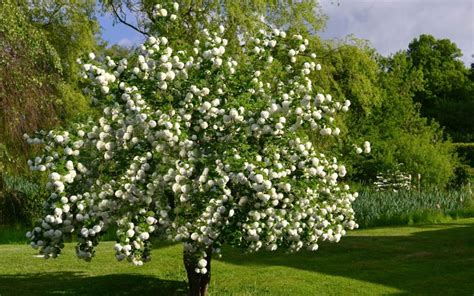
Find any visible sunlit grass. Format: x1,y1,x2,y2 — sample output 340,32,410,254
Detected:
1,218,473,295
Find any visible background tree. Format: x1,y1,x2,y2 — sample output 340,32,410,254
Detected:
366,52,454,186
308,39,456,187
26,0,98,82
24,0,100,120
407,34,474,142
0,0,99,224
0,0,62,224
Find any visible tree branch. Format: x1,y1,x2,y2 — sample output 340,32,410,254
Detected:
110,2,149,37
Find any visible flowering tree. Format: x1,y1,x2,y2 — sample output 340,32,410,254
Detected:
26,3,367,295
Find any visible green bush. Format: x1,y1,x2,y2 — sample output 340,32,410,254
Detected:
0,173,45,225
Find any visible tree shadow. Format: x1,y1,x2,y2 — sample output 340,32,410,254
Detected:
0,272,187,296
220,222,474,295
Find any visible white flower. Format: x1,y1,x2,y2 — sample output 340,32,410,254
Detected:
54,208,63,216
198,258,207,268
76,214,84,222
146,217,156,225
88,52,96,60
66,161,74,170
320,128,332,136
148,36,157,44
254,174,264,184
126,229,135,238
53,181,64,193
139,232,150,240
55,135,64,143
50,172,61,181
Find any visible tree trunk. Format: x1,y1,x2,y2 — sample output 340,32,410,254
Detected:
183,248,212,296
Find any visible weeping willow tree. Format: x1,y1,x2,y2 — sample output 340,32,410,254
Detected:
24,0,100,118
0,0,99,224
0,0,61,223
0,0,62,168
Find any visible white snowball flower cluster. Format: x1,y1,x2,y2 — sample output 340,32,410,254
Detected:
355,141,371,155
152,2,178,21
26,5,369,273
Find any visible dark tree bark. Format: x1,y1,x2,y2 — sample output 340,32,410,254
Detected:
183,248,212,296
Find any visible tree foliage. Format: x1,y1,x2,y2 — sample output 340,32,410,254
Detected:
25,0,99,82
0,0,99,225
97,2,462,189
100,0,326,50
0,0,62,163
407,34,474,142
309,39,456,187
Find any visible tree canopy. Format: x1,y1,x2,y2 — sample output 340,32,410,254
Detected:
407,34,474,142
100,0,326,49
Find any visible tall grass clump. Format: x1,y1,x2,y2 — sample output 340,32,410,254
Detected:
353,186,474,228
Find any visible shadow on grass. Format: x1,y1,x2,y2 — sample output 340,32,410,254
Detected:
220,221,474,295
0,272,187,296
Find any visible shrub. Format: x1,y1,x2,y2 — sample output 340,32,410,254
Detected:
24,4,369,294
0,173,45,225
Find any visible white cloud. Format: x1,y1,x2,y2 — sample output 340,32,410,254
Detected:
320,0,474,65
118,38,135,48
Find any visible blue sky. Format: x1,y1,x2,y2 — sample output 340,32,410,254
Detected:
98,0,474,65
99,10,144,48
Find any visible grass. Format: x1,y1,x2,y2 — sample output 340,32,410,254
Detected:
1,218,473,295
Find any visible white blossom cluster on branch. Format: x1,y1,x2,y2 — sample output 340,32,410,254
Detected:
26,2,368,273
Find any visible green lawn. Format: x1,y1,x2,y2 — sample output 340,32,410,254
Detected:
1,218,474,295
